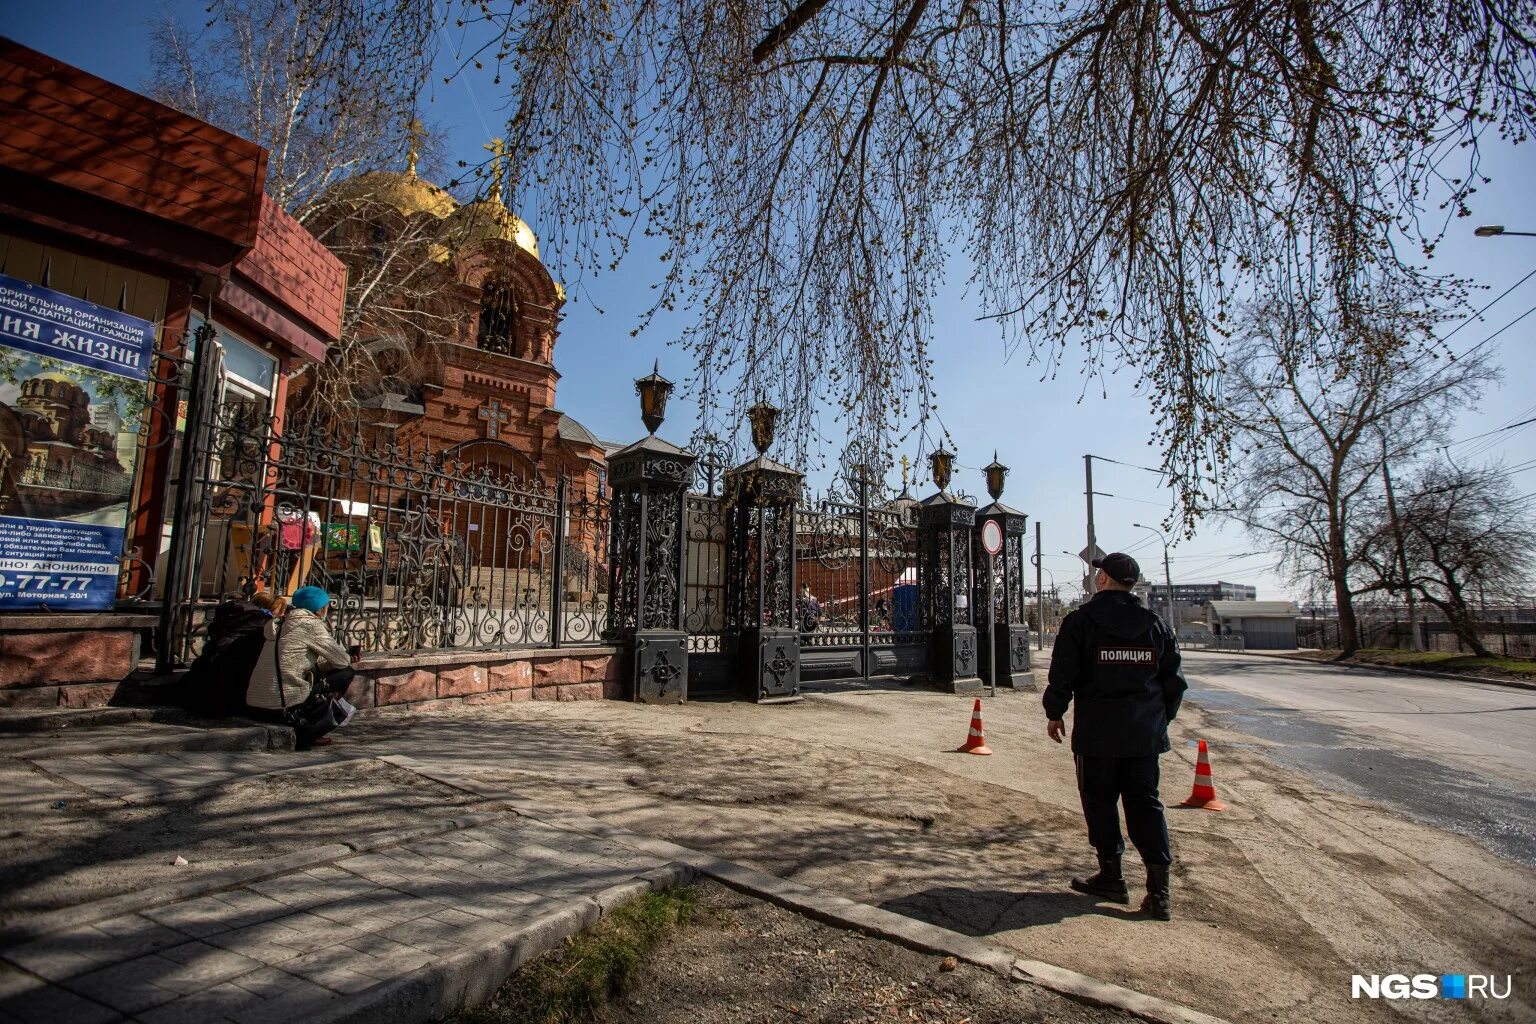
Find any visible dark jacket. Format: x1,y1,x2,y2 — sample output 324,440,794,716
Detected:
178,600,273,716
1043,590,1187,757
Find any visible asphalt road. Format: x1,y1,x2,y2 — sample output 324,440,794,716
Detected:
1180,650,1536,865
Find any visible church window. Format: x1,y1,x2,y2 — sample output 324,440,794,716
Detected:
369,221,391,263
477,282,519,356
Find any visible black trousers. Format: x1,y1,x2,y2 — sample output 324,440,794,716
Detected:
246,667,355,733
1074,754,1172,866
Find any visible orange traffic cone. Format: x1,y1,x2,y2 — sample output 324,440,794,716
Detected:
955,698,992,755
1179,739,1227,810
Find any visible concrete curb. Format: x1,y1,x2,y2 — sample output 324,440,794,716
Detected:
1210,648,1536,693
309,861,697,1024
6,723,296,758
0,808,514,945
0,706,171,734
383,756,1232,1024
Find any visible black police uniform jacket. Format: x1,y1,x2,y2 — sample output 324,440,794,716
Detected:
1042,590,1188,757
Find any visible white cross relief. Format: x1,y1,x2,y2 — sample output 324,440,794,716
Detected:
477,398,511,439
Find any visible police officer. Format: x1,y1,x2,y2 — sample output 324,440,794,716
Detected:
1043,552,1187,920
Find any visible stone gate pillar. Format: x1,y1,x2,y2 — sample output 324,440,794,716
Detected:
724,402,804,703
918,449,981,693
974,454,1032,689
606,364,696,703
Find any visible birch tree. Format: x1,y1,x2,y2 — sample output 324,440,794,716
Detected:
1221,298,1497,655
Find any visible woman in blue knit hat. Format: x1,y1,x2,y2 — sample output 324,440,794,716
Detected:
245,585,357,748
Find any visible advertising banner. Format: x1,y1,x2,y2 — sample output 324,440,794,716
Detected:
0,272,155,610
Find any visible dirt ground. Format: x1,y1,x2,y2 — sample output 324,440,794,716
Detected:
0,758,481,919
6,680,1530,1023
332,688,1536,1024
486,879,1136,1024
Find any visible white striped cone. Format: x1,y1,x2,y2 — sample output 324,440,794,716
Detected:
956,698,992,755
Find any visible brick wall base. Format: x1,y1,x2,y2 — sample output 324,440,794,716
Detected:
355,646,622,713
0,615,151,709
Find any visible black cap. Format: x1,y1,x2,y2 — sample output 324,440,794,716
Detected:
1092,552,1141,586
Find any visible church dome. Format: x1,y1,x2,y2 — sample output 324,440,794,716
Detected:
324,170,459,219
442,199,540,258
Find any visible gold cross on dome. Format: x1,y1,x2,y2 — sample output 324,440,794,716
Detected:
900,455,911,486
405,118,426,176
484,137,508,203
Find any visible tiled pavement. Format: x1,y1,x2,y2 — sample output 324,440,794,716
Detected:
13,750,351,805
0,814,672,1023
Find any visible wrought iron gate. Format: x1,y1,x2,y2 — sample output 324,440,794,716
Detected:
793,474,928,684
680,442,734,695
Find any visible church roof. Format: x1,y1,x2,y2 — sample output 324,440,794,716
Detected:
323,170,459,219
442,198,540,257
556,412,601,449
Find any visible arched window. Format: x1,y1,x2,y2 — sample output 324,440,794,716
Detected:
368,221,391,263
476,282,519,356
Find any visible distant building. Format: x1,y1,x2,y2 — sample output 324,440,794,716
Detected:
1207,600,1299,650
1149,580,1257,626
1149,581,1257,604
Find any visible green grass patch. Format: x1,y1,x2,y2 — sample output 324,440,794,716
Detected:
445,886,699,1024
1349,648,1536,678
1280,647,1536,679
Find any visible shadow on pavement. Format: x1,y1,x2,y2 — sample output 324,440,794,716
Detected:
878,885,1132,935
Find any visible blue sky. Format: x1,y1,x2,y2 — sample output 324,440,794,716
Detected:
7,2,1534,601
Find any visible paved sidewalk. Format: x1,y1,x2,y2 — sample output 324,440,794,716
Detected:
0,807,675,1023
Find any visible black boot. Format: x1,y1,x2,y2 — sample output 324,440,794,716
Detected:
1141,864,1172,920
1069,854,1129,903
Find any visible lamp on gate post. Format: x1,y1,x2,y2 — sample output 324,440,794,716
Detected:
634,360,673,434
918,448,981,692
606,363,697,703
724,401,805,702
973,453,1032,688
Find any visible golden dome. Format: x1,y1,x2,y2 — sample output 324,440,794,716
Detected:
442,199,540,258
325,170,458,219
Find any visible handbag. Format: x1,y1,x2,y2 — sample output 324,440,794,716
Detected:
274,618,343,744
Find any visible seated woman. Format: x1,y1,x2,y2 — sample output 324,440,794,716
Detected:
245,585,356,748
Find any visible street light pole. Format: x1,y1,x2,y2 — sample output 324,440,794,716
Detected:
1474,225,1536,238
1132,523,1175,627
1035,520,1044,650
1084,455,1097,595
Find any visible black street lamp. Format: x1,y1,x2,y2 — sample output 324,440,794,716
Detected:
918,448,980,692
725,400,805,702
634,359,673,435
974,453,1031,688
607,362,696,702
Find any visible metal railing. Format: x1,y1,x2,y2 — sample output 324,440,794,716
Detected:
162,390,609,666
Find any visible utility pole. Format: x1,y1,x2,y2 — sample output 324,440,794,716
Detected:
1084,454,1097,595
1133,522,1174,627
1035,520,1044,650
1380,435,1423,650
1163,546,1174,627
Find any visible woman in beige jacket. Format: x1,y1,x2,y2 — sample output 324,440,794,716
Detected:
246,586,355,746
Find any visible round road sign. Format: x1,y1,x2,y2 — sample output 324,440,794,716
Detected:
981,519,1003,557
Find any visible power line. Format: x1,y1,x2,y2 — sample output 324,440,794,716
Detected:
1441,265,1536,347
1459,299,1536,359
1443,415,1536,449
1094,491,1172,508
1092,455,1166,475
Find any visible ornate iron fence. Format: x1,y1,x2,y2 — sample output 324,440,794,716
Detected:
791,474,925,682
162,376,609,665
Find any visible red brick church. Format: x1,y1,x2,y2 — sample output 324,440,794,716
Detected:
301,142,609,495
